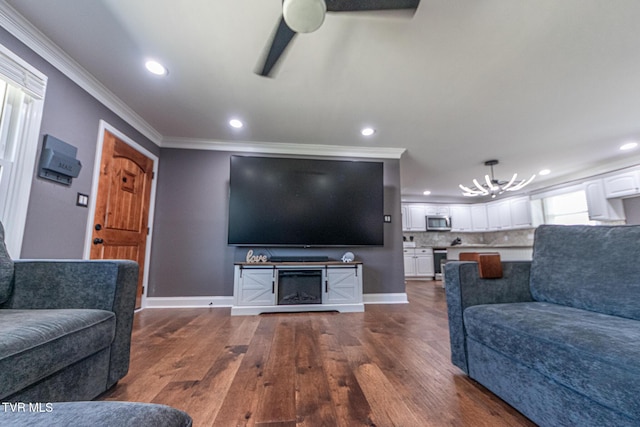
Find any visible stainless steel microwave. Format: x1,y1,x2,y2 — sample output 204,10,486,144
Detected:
426,215,451,231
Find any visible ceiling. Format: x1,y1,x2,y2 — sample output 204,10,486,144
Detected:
4,0,640,202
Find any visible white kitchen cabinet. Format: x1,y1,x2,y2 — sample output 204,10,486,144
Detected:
324,266,362,304
485,197,531,230
424,205,450,216
510,197,533,228
415,250,435,276
403,249,417,275
471,204,489,231
402,204,427,231
234,267,276,306
603,171,640,198
450,205,472,231
498,200,513,229
486,203,500,230
404,247,434,278
585,179,625,221
487,201,513,230
401,206,408,230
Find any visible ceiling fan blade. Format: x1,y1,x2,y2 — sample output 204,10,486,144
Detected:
325,0,419,12
256,16,297,77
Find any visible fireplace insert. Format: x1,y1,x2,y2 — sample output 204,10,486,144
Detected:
277,269,323,305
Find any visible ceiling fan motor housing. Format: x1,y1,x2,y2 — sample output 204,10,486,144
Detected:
283,0,327,33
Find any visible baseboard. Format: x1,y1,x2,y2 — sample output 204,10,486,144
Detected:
144,296,233,308
363,293,409,304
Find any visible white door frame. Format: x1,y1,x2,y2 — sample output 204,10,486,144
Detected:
83,120,159,309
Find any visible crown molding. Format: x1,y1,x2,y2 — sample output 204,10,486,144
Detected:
161,137,406,159
0,2,163,145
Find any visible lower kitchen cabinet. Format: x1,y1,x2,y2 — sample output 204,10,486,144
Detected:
404,247,434,278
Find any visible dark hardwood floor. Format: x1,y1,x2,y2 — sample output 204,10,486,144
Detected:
100,281,536,427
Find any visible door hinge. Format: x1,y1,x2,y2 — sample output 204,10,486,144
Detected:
142,286,145,294
152,171,155,180
147,227,150,235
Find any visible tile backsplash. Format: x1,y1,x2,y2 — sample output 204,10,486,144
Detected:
404,228,535,247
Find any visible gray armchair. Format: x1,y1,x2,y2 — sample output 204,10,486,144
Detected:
0,221,138,402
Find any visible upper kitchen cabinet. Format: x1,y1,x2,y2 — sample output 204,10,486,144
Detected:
487,200,512,230
402,205,427,231
470,204,489,231
603,171,640,198
449,205,472,231
486,197,532,230
510,197,533,229
424,205,450,216
584,179,625,221
402,197,534,233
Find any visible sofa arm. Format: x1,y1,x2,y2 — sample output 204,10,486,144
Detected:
7,259,138,386
444,261,533,374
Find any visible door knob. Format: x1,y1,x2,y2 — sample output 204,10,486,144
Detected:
94,224,102,231
93,238,104,245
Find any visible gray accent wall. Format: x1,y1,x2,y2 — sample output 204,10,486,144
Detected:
0,28,159,259
148,149,405,297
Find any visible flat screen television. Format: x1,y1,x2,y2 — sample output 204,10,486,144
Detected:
228,155,384,246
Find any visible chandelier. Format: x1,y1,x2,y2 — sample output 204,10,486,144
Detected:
459,160,536,198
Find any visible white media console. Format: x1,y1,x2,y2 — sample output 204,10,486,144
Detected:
232,262,364,316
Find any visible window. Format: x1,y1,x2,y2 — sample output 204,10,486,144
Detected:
0,44,47,257
542,190,595,225
0,81,31,215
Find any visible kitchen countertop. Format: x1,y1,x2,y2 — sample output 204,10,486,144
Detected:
404,243,533,249
447,244,533,248
446,244,534,261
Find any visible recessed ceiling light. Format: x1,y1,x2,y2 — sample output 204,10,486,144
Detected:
423,190,431,196
539,169,551,176
620,141,638,151
229,119,243,129
145,60,167,76
361,127,375,136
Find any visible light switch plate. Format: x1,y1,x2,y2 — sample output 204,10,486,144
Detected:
76,193,89,207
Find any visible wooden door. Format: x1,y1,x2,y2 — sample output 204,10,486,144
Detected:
91,131,154,308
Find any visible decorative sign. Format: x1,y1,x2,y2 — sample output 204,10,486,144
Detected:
246,249,268,263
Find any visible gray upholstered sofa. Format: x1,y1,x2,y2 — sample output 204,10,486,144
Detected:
445,224,640,427
0,221,138,402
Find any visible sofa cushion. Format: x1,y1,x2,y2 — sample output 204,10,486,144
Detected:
464,302,640,420
2,401,192,427
0,221,13,305
530,225,640,320
0,309,116,399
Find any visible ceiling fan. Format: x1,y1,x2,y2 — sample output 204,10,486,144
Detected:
256,0,421,77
